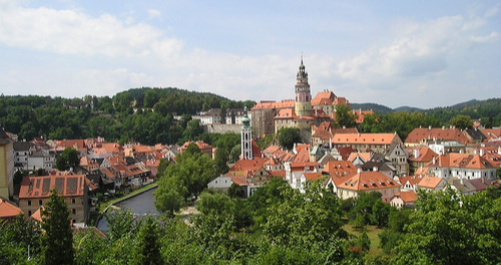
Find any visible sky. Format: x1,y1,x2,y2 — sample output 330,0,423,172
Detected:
0,0,500,109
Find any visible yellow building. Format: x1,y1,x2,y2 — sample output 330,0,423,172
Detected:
0,128,14,199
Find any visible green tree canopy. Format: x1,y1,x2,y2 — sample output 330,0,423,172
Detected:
334,103,357,128
277,127,301,150
449,114,473,130
56,147,80,171
41,188,74,265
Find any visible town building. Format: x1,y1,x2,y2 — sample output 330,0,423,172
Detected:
18,174,89,224
405,126,471,147
0,128,14,199
335,170,401,202
332,133,404,153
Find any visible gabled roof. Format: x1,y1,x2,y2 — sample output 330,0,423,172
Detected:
229,158,268,177
428,154,495,170
469,178,490,192
417,176,443,189
311,91,336,106
19,174,86,199
480,128,501,141
405,127,470,145
398,176,422,186
337,171,400,191
303,172,326,182
251,100,295,110
293,145,310,163
0,197,23,218
392,191,417,203
322,160,358,178
408,146,437,162
251,139,262,159
332,133,398,145
448,177,476,194
347,152,371,163
13,141,30,151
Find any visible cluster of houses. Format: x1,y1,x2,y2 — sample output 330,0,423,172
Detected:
0,127,180,225
209,121,500,209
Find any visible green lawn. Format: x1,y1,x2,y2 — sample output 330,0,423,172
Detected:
343,223,384,258
98,182,158,213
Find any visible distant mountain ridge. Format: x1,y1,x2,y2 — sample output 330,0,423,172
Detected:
352,98,500,114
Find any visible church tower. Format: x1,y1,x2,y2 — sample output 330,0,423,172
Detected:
241,106,253,160
294,57,312,117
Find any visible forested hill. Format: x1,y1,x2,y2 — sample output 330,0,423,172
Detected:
0,87,255,145
353,98,501,125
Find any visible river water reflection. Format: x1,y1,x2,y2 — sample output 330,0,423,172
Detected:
97,187,159,232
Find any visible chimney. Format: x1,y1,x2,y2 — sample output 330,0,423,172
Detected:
413,148,419,158
479,149,484,156
357,168,362,174
460,178,464,185
433,156,436,164
429,125,432,130
373,166,378,172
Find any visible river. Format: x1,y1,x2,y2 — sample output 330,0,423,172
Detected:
97,187,159,232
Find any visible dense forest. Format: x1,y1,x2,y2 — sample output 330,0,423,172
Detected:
2,174,500,264
0,88,255,145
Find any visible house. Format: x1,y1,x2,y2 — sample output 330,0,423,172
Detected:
417,176,446,192
0,197,23,221
427,153,497,181
405,126,471,147
480,128,501,142
286,161,321,189
385,143,409,176
207,175,234,192
332,133,404,153
336,170,401,202
408,146,438,175
18,174,89,224
179,141,213,157
0,128,14,199
347,152,371,167
390,191,418,209
463,128,487,144
27,149,55,172
447,177,477,196
311,90,349,116
398,175,422,192
322,160,358,194
13,142,30,170
300,172,326,193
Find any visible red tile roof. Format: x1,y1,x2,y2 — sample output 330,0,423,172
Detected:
322,160,358,178
332,133,398,145
480,128,501,141
0,198,23,218
408,146,437,162
311,91,336,106
251,100,295,110
405,127,471,145
338,171,400,191
393,191,417,203
417,176,443,189
19,174,86,199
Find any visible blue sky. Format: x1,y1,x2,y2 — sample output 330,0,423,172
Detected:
1,0,500,108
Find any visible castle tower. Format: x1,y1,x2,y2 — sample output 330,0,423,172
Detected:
241,106,253,160
294,57,312,117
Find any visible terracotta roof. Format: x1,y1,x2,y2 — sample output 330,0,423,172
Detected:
469,178,490,191
0,197,23,218
333,97,348,106
393,191,417,203
31,207,42,222
311,91,336,106
347,152,371,163
230,175,248,186
293,145,310,163
417,176,443,189
251,100,295,110
19,175,86,199
269,170,286,178
332,133,397,145
405,127,471,145
338,171,400,191
290,161,320,171
304,172,325,182
480,129,501,141
52,139,87,151
398,176,422,187
408,146,437,162
229,158,268,177
322,160,358,178
428,154,495,170
352,109,374,124
251,139,262,159
263,145,281,157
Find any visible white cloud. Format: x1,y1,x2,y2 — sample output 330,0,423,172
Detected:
148,9,161,19
0,2,182,58
471,31,499,43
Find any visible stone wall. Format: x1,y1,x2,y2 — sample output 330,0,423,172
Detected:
205,124,242,134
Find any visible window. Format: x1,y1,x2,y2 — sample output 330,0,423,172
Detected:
39,200,43,206
28,210,32,216
27,200,31,206
72,209,76,215
72,198,76,204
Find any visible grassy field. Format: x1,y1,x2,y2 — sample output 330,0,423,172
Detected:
343,222,384,259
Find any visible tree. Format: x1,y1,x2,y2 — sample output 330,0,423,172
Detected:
449,115,473,130
56,147,80,171
334,104,356,128
214,147,229,175
131,216,163,265
41,188,74,265
277,127,300,150
393,188,501,264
